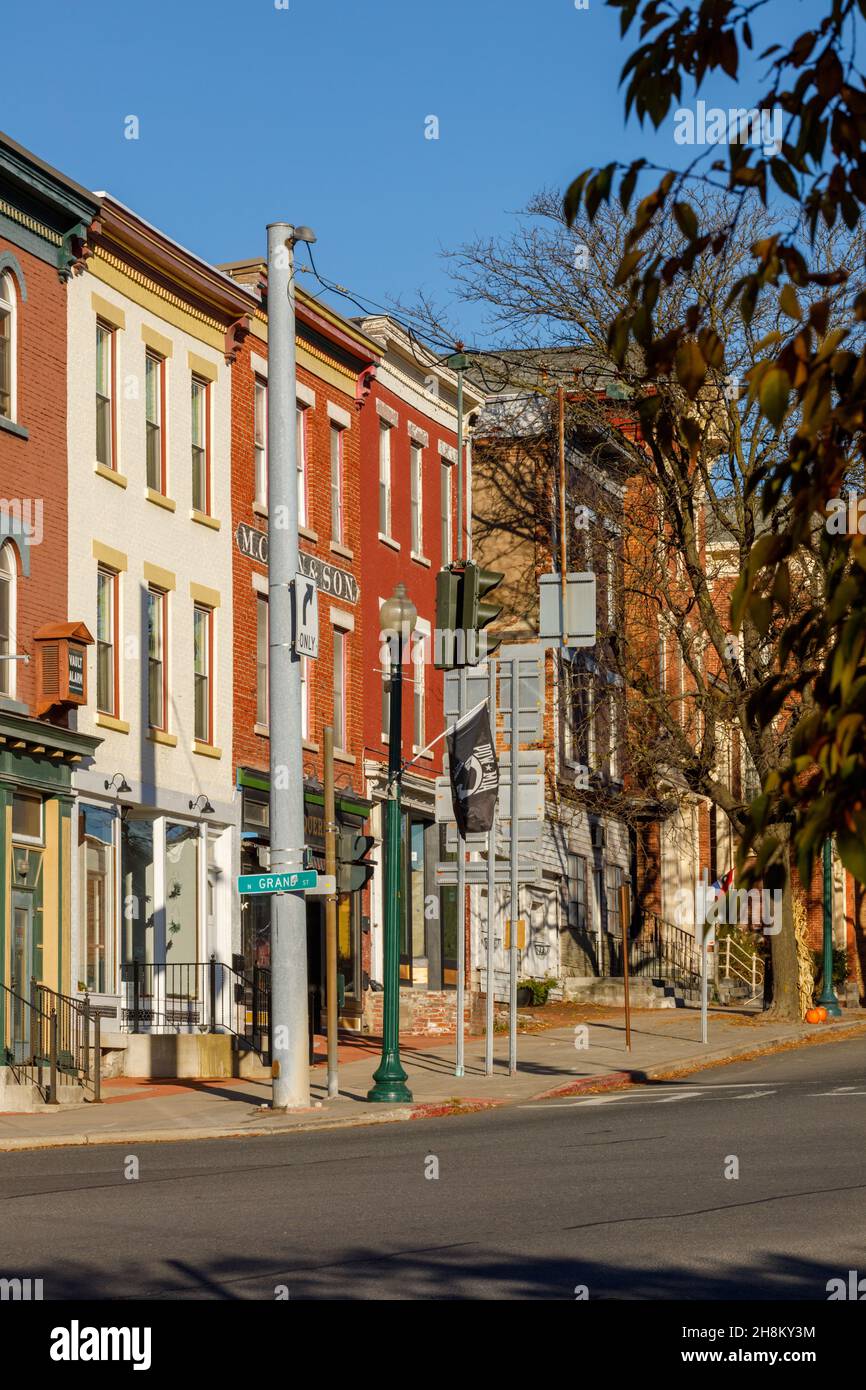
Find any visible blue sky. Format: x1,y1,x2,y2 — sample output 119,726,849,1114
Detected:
10,0,828,344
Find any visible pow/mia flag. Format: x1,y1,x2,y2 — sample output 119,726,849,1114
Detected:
447,702,499,835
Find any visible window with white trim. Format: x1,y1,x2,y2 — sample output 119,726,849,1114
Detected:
256,593,268,727
441,462,452,565
254,378,267,508
330,423,344,544
412,622,429,751
0,541,17,698
410,441,423,553
297,404,308,527
333,625,347,748
379,421,392,536
0,272,16,421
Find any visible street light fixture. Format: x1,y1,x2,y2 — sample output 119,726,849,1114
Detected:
368,582,417,1103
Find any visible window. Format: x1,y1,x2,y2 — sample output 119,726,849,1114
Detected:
0,542,16,698
256,593,268,727
413,625,428,750
165,822,199,961
297,404,307,526
12,792,42,844
194,604,212,743
410,441,423,553
608,691,620,781
568,666,594,769
96,567,118,716
191,375,210,513
330,424,344,543
79,805,115,994
96,321,115,468
333,625,346,749
254,378,267,508
0,272,16,420
441,462,452,565
567,853,588,932
606,863,623,938
379,422,392,535
146,587,166,730
145,352,165,492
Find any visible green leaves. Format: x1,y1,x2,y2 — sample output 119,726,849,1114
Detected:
759,368,791,428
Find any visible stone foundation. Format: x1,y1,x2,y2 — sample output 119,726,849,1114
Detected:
363,988,487,1036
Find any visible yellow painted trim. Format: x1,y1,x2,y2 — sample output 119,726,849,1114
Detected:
191,510,221,531
95,463,128,488
141,324,174,359
143,561,176,591
192,740,222,760
190,581,221,608
297,342,356,392
92,540,128,572
89,251,225,353
147,728,178,748
146,488,176,512
96,713,130,734
91,292,126,331
188,351,218,382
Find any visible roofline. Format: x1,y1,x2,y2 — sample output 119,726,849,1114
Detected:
357,314,485,407
0,129,101,223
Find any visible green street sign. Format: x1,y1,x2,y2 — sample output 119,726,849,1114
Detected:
238,870,319,895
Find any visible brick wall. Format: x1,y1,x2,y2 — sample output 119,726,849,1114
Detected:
0,236,69,713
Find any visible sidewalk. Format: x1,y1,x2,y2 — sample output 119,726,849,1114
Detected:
1,1007,864,1151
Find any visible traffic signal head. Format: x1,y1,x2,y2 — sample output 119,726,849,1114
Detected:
460,561,504,664
337,831,376,893
434,566,461,669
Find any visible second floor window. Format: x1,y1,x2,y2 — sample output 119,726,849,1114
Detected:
191,375,210,513
147,587,166,730
410,442,423,553
96,566,118,716
194,604,212,743
0,542,16,698
441,462,452,565
96,321,115,468
330,424,344,544
256,593,268,727
297,405,308,527
145,352,165,493
379,422,391,535
254,378,267,508
333,626,346,749
0,272,16,421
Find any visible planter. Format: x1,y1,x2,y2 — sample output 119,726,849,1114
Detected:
516,986,534,1008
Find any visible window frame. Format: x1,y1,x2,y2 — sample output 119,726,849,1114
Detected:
193,603,213,744
0,541,17,700
191,374,211,515
378,421,392,536
330,423,344,544
412,620,429,752
95,319,117,470
0,271,17,423
297,402,308,527
256,591,269,729
145,350,166,494
440,460,452,565
12,791,43,846
332,624,347,750
254,377,267,510
146,586,168,732
96,565,119,717
410,440,423,554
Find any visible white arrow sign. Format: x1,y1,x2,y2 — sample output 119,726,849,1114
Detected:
293,573,319,659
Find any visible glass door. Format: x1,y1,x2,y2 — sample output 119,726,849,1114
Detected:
11,891,33,1061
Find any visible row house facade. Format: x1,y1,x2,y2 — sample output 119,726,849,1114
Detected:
0,133,102,1054
223,260,380,1033
66,195,255,1026
356,316,485,1028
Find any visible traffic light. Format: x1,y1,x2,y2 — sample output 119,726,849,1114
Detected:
460,560,504,664
337,831,376,893
434,565,461,669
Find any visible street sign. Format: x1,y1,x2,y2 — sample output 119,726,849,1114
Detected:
303,874,336,896
293,573,319,658
238,870,319,895
538,572,596,647
497,646,544,744
436,859,539,886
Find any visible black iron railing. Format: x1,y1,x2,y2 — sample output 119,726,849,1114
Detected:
599,913,701,995
1,980,101,1102
120,958,271,1062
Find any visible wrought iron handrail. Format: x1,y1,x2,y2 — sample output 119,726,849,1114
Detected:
717,934,765,999
34,981,102,1101
120,958,271,1062
1,981,59,1101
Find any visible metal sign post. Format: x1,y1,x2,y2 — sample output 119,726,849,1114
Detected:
486,656,497,1077
620,881,632,1053
508,652,519,1076
455,665,467,1078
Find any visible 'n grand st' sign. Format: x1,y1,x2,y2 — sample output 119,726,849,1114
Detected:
235,522,359,605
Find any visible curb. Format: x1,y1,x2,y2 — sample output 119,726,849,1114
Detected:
531,1019,866,1101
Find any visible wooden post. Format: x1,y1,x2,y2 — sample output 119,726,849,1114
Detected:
620,882,632,1052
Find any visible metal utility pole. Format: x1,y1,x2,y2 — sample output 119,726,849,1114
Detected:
455,664,467,1078
485,656,497,1076
267,221,313,1111
323,725,339,1098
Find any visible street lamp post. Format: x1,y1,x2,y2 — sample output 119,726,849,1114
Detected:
368,583,417,1103
818,836,843,1017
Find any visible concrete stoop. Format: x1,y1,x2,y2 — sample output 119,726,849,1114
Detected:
0,1066,88,1113
563,977,698,1009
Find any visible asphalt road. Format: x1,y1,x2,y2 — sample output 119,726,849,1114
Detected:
2,1038,865,1300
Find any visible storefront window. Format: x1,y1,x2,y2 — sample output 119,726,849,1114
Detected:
79,806,115,994
165,822,199,962
121,816,155,965
12,792,43,844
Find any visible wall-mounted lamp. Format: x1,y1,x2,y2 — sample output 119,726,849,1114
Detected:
104,772,131,795
14,851,28,879
189,794,214,817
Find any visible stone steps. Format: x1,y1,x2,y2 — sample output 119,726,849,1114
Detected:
0,1065,88,1113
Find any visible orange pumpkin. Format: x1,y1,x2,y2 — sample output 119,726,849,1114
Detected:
816,1006,828,1022
805,1008,821,1023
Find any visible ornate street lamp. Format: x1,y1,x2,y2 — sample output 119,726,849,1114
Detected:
368,583,417,1103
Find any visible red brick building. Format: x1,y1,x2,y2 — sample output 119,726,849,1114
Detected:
356,316,485,1028
222,260,379,1030
0,133,102,1022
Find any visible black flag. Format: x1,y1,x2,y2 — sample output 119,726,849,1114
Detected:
447,702,499,834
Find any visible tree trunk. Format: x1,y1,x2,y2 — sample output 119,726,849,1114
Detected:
853,880,866,1007
763,825,801,1021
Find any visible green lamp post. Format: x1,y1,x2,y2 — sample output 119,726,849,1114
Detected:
368,583,417,1103
818,837,843,1017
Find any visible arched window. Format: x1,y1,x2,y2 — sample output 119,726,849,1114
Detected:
0,272,16,421
0,542,17,697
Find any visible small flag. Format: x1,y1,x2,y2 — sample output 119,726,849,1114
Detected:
712,868,734,895
447,701,499,835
